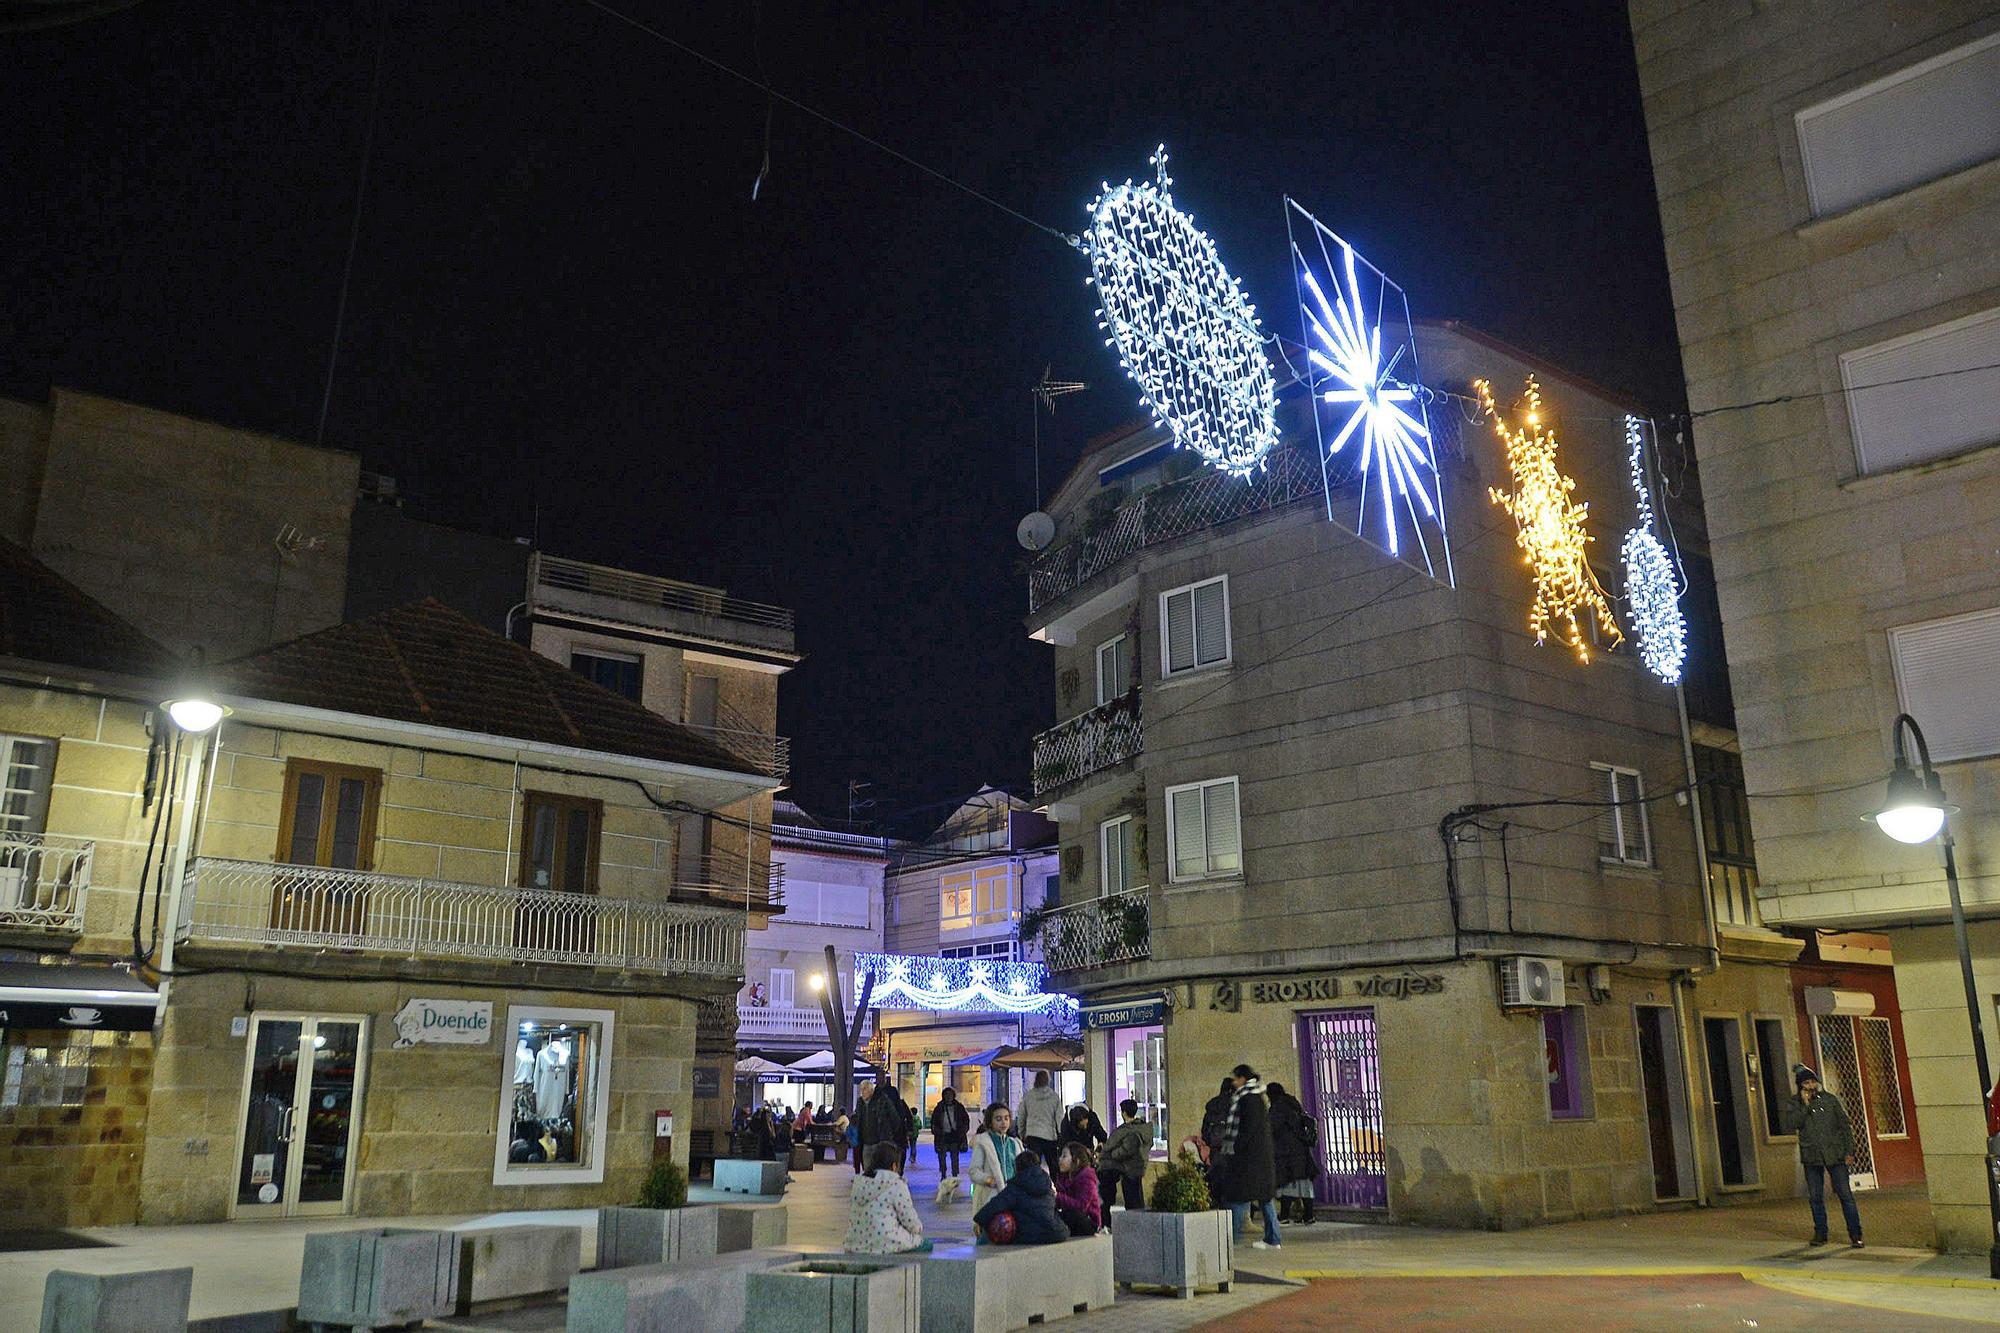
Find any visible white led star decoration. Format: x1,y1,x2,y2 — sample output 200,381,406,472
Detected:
854,952,1077,1016
1083,146,1280,477
1619,416,1687,683
1287,200,1453,583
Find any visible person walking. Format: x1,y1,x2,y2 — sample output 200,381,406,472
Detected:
905,1100,920,1173
1098,1098,1153,1216
1265,1080,1318,1226
931,1086,972,1178
969,1103,1023,1240
973,1149,1068,1245
846,1142,931,1254
1211,1064,1282,1250
1017,1071,1064,1162
1779,1063,1864,1248
1052,1143,1102,1235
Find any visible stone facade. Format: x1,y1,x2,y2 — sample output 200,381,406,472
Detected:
1629,1,2000,1251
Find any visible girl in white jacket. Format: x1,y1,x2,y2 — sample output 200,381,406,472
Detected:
968,1103,1023,1227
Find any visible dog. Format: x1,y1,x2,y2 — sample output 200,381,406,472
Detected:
933,1174,965,1205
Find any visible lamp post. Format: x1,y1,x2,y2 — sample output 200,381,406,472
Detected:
1872,713,2000,1277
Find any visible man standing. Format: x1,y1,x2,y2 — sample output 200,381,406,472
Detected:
1018,1070,1064,1162
1779,1063,1863,1248
931,1086,971,1178
1099,1097,1154,1216
1212,1064,1282,1250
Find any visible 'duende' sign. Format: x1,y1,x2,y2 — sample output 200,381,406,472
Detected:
391,997,494,1048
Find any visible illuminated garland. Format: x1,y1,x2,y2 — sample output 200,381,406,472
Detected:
854,952,1077,1016
1619,416,1687,683
1084,146,1279,477
1479,377,1621,663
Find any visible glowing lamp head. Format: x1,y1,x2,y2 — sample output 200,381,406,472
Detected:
163,695,229,733
808,973,825,992
1872,761,1950,844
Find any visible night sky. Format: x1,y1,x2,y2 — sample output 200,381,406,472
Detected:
0,1,1686,830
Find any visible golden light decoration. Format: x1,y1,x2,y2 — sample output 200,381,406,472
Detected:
1478,377,1621,663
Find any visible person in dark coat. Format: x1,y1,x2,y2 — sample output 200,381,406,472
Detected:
1210,1064,1281,1249
972,1150,1069,1245
931,1087,972,1177
1778,1063,1863,1247
1265,1081,1318,1225
1199,1077,1236,1168
749,1106,779,1162
1059,1104,1108,1155
856,1082,898,1171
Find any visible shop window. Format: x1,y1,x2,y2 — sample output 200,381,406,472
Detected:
1096,634,1133,704
496,1006,613,1186
1166,776,1241,881
571,649,643,701
1754,1017,1791,1138
939,865,1013,932
1543,1006,1593,1120
1,1030,100,1108
1108,1024,1168,1156
1591,764,1650,867
1160,576,1229,677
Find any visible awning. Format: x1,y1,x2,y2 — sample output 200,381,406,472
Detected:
994,1040,1083,1071
0,964,160,1032
951,1045,1020,1068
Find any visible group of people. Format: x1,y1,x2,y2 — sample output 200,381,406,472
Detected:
1192,1064,1319,1250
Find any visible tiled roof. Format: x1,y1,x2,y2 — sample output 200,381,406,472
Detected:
0,538,179,679
214,598,761,776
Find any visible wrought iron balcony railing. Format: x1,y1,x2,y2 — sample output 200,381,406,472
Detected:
0,834,92,933
1038,887,1152,973
179,857,744,979
1028,447,1323,613
1033,689,1142,797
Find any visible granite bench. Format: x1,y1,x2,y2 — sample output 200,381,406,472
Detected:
712,1158,788,1195
565,1247,794,1333
716,1201,789,1252
40,1267,192,1333
452,1223,582,1311
827,1230,1114,1332
595,1205,720,1269
298,1227,458,1332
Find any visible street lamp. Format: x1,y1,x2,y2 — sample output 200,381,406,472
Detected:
1871,713,1999,1277
161,679,230,734
809,973,826,993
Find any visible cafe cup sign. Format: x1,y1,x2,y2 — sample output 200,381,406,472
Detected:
1211,971,1445,1012
391,998,493,1048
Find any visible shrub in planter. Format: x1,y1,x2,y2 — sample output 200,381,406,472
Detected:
1147,1151,1212,1213
598,1161,714,1270
1118,1152,1233,1299
637,1158,688,1209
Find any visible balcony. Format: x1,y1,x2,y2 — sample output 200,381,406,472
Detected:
530,552,797,658
735,1004,872,1044
0,834,92,935
1033,689,1142,797
1037,888,1152,974
178,857,743,979
679,851,786,914
684,700,792,784
1028,446,1323,615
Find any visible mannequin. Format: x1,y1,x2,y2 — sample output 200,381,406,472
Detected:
534,1033,572,1119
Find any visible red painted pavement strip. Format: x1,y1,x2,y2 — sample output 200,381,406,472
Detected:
1187,1274,1987,1331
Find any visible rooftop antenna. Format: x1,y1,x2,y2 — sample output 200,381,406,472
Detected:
1030,365,1087,506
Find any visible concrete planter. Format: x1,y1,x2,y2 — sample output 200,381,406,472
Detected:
1111,1209,1234,1299
596,1205,721,1270
716,1202,789,1252
452,1224,581,1310
298,1227,458,1330
40,1267,192,1333
745,1260,921,1333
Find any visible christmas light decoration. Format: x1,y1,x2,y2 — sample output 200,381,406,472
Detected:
1287,199,1452,583
1479,377,1620,663
854,952,1077,1016
1083,146,1279,477
1619,415,1687,684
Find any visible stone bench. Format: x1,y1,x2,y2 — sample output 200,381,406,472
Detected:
298,1227,458,1332
566,1248,794,1333
712,1158,787,1195
830,1231,1114,1332
716,1202,788,1252
596,1205,720,1269
40,1267,192,1333
452,1223,582,1311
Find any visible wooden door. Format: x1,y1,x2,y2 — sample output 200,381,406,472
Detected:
516,792,602,957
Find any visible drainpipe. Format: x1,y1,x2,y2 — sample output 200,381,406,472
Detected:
1673,681,1721,1207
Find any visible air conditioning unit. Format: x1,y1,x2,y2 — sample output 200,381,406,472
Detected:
1500,957,1566,1008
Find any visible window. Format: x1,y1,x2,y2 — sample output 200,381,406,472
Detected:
1040,872,1061,911
770,968,795,1009
939,866,1014,931
1100,815,1134,894
686,674,720,729
1857,1016,1908,1137
941,940,1016,961
277,759,381,870
1696,746,1760,927
1755,1017,1791,1138
1543,1006,1593,1120
1592,764,1650,867
1796,32,2000,218
1096,634,1133,704
1888,606,2000,762
1166,777,1241,881
1842,307,2000,474
570,649,642,701
496,1005,613,1186
1108,1024,1168,1156
520,792,602,894
0,733,55,836
1160,576,1229,676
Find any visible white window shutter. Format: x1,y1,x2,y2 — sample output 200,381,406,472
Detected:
1842,307,2000,474
1194,581,1228,665
1891,607,2000,762
1170,787,1204,878
1204,780,1241,872
1618,770,1649,864
1166,591,1196,673
1593,767,1621,860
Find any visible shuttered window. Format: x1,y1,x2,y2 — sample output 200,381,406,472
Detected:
1100,815,1134,894
1842,307,2000,474
1889,606,2000,762
1161,576,1230,676
1096,634,1133,703
1592,764,1650,867
1166,776,1241,881
1796,32,2000,218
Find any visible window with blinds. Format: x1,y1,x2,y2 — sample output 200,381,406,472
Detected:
1889,606,2000,762
1161,576,1230,676
1100,815,1134,894
1591,763,1651,867
1096,634,1133,703
1795,31,2000,218
1166,776,1241,881
1841,306,2000,475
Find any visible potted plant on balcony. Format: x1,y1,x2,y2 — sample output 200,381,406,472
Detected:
597,1159,722,1270
1098,892,1149,963
1112,1150,1234,1299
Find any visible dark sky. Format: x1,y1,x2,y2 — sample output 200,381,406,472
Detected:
0,1,1686,829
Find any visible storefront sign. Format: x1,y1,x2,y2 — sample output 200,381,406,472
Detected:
693,1065,721,1099
1081,995,1168,1030
0,1000,157,1031
391,998,493,1048
1212,971,1444,1011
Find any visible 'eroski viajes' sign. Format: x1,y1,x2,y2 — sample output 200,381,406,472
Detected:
391,998,494,1048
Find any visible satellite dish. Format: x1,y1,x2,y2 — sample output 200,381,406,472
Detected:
1017,511,1056,552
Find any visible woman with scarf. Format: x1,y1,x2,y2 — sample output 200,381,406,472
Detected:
968,1102,1023,1240
1210,1064,1282,1249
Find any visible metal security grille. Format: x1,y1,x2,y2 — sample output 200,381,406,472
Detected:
1857,1016,1908,1137
1814,1014,1876,1182
1299,1008,1387,1210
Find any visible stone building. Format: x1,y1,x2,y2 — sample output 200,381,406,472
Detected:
1628,2,1999,1251
1022,321,1804,1229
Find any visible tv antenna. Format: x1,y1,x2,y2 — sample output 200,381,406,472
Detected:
1030,365,1087,506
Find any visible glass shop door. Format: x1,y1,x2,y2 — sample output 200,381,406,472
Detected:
232,1014,369,1218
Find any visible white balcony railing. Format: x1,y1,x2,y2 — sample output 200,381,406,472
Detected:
1032,689,1142,796
530,552,795,654
0,834,92,933
734,1004,872,1043
1039,887,1152,973
179,857,743,979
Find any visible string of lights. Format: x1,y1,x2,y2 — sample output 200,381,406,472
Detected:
1619,415,1688,684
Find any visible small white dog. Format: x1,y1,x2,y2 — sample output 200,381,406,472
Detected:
933,1175,965,1205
